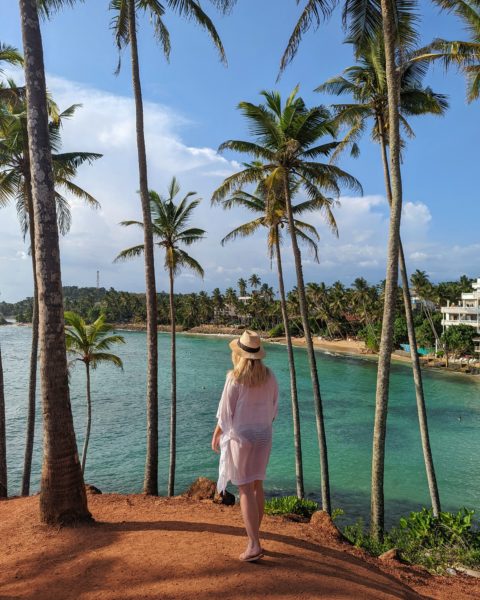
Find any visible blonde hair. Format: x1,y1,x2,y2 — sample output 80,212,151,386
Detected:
230,352,270,387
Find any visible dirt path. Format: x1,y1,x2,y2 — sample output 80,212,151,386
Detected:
1,495,478,600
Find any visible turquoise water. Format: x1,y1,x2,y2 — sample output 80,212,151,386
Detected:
1,324,479,526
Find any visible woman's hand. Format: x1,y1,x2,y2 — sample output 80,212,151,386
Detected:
211,425,221,453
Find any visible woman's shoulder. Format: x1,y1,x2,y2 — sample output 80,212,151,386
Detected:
226,371,239,386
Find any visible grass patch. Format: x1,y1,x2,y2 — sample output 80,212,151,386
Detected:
264,496,319,519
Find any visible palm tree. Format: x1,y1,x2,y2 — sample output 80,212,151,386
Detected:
318,36,446,517
0,346,6,498
111,0,228,496
282,0,421,540
212,88,360,513
211,288,225,324
116,178,205,496
248,273,261,291
424,0,480,102
221,182,322,498
64,312,125,474
18,0,91,525
237,278,247,297
0,44,23,503
0,96,101,496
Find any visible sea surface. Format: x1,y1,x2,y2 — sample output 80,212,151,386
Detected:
1,325,479,526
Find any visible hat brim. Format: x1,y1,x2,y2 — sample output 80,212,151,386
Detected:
229,338,266,360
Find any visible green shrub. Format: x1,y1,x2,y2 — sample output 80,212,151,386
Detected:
358,323,381,352
342,508,480,573
264,496,319,519
268,323,285,337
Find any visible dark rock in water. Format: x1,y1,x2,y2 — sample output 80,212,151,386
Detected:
213,489,235,506
184,477,235,506
0,314,7,326
85,484,102,495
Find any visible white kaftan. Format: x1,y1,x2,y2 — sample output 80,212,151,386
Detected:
216,371,278,493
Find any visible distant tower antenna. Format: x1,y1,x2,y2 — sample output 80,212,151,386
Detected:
96,270,100,290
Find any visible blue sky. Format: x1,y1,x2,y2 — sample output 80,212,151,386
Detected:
1,0,479,302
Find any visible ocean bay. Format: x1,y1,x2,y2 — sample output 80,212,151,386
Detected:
2,325,479,526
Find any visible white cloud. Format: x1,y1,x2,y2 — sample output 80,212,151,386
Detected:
0,74,477,303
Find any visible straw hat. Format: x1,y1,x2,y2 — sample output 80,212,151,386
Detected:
229,330,265,360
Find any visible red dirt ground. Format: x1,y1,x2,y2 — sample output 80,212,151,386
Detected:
1,494,479,600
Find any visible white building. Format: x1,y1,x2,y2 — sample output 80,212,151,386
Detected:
410,289,436,312
441,278,480,354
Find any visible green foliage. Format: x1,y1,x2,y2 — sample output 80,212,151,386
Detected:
358,323,381,352
343,508,480,572
268,322,285,337
393,315,408,346
442,325,477,357
415,319,437,348
343,518,391,556
264,496,319,519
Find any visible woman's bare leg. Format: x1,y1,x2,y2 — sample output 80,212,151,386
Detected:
238,482,262,559
254,480,264,528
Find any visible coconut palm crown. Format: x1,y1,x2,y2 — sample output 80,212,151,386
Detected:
422,0,480,102
115,177,205,276
221,180,321,263
316,35,449,160
110,0,230,69
212,87,361,212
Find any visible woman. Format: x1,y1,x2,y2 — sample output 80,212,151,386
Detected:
211,330,278,562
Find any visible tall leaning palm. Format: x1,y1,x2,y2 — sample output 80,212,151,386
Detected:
65,312,125,474
0,96,101,496
221,181,322,498
282,0,421,539
212,88,361,513
0,346,6,498
0,43,22,502
111,0,229,496
318,35,447,517
18,0,90,525
116,178,205,496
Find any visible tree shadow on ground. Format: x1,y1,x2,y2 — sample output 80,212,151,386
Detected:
0,514,435,600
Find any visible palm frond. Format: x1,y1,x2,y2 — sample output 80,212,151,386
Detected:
279,0,336,75
114,244,145,262
221,218,263,245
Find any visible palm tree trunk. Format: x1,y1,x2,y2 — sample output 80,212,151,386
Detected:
371,0,404,539
19,0,90,525
21,140,38,497
81,362,92,475
378,117,441,516
127,0,159,496
0,347,7,498
283,174,331,513
274,230,304,499
168,266,176,497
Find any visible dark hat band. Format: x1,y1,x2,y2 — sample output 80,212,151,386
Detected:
237,339,260,354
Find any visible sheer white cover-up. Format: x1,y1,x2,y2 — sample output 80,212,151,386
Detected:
216,372,278,493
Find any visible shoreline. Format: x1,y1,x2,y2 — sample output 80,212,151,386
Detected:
6,322,479,378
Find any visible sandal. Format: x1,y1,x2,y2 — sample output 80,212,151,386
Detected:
239,550,264,562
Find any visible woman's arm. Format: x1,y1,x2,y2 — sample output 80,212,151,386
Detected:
211,423,222,453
